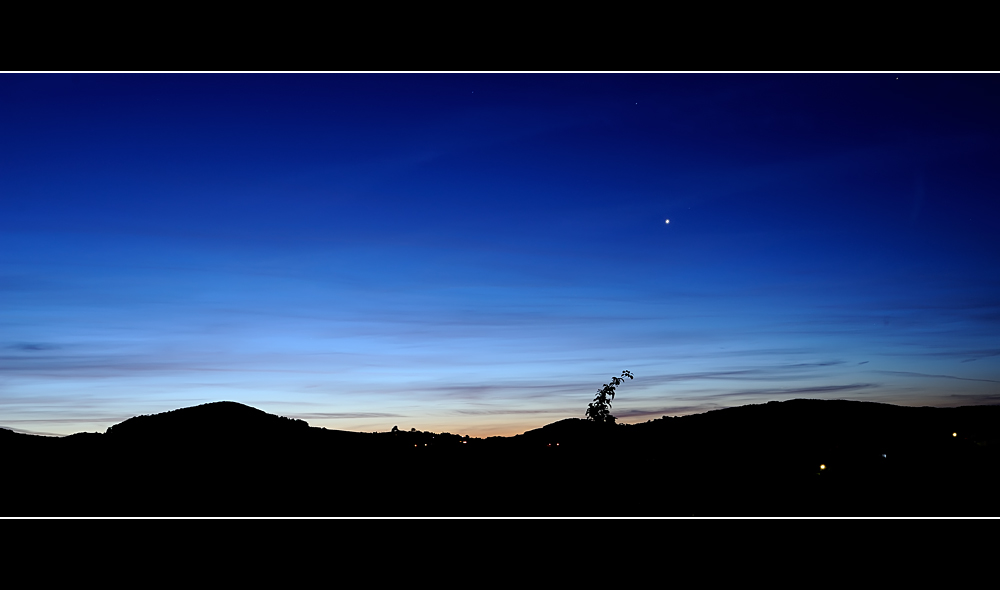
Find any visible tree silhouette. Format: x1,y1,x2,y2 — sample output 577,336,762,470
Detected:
586,370,633,425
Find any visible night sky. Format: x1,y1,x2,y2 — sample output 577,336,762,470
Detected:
3,73,999,437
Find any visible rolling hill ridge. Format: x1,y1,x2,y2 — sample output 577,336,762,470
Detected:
4,398,999,516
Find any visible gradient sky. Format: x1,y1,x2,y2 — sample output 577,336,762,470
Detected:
2,73,999,437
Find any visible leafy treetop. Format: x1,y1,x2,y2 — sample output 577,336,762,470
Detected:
586,370,633,425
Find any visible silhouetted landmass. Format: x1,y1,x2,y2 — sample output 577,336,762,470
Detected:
4,399,999,516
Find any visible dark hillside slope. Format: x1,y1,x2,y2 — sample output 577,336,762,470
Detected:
453,399,1000,515
613,400,1000,514
105,401,309,441
4,398,1000,515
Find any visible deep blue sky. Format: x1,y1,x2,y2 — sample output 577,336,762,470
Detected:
2,73,999,437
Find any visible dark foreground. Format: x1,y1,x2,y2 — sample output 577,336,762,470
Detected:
4,399,999,516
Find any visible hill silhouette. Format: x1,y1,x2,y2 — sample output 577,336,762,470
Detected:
105,401,310,441
4,399,999,516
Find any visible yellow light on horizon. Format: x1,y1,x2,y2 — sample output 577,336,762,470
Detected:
953,432,957,437
820,464,826,470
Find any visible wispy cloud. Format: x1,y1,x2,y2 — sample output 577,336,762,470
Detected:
636,362,847,386
453,408,571,416
7,342,60,351
961,350,1000,363
875,370,1000,384
943,393,1000,405
289,412,401,420
688,383,880,400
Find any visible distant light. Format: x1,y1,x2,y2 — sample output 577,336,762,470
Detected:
665,219,670,224
882,454,886,458
820,464,826,470
953,432,957,437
